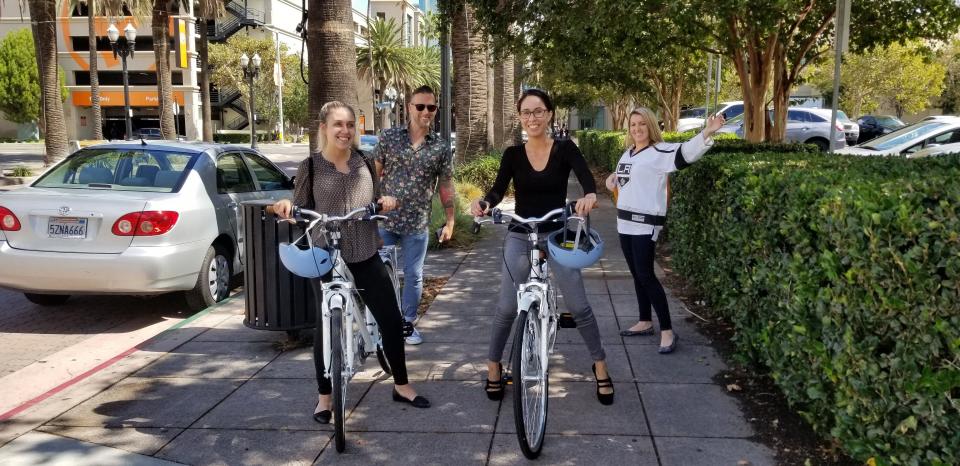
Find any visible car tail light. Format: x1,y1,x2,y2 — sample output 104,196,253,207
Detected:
836,122,845,132
0,206,21,231
112,211,179,236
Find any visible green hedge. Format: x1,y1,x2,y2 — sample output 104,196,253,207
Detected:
668,151,960,465
576,130,811,171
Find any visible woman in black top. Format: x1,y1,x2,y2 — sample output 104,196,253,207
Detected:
470,89,613,405
272,101,430,425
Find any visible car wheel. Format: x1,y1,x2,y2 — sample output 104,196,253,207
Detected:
184,245,232,311
807,138,829,152
24,293,71,306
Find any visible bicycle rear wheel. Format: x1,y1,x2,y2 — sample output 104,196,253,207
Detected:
512,306,548,459
331,308,348,453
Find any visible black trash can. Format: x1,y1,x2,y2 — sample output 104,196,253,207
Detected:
242,200,316,331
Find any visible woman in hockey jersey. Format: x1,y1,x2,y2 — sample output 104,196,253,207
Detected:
604,108,724,354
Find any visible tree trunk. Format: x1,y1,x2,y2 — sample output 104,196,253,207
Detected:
726,21,777,143
152,0,176,138
198,20,213,141
512,55,523,145
452,3,487,162
308,0,358,153
492,55,516,150
29,0,69,165
87,0,103,140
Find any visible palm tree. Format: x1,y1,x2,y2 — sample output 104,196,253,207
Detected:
28,0,69,165
493,55,516,150
195,0,224,142
357,17,414,132
307,0,358,152
80,0,103,140
406,46,440,92
451,2,487,162
151,0,179,139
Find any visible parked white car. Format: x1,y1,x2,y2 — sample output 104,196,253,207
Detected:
906,142,960,158
836,116,960,156
836,110,860,145
0,141,292,309
736,107,846,151
677,107,707,132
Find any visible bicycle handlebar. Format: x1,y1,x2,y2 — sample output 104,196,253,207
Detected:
472,201,584,234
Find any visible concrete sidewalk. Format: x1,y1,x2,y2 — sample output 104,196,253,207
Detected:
0,193,776,465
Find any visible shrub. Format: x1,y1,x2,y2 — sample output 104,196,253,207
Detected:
427,181,484,250
455,151,504,193
668,151,960,465
10,166,33,177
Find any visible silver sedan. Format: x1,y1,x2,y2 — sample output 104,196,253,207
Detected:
0,141,293,310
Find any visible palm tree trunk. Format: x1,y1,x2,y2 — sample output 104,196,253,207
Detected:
452,3,487,162
87,0,103,140
197,19,213,141
152,0,176,138
308,0,358,153
493,55,516,150
29,0,69,165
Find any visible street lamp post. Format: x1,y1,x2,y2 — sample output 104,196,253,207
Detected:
240,53,261,148
107,23,137,140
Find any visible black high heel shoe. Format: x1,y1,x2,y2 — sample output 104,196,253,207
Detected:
485,363,504,401
314,398,332,424
592,363,615,405
392,389,431,408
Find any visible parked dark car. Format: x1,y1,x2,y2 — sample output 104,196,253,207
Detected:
856,115,905,144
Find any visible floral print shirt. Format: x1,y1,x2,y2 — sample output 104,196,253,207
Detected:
373,127,453,234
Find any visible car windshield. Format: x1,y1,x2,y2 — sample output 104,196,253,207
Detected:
33,148,196,192
679,107,705,119
876,116,905,127
860,122,948,151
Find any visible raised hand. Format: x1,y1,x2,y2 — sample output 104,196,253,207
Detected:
704,113,726,136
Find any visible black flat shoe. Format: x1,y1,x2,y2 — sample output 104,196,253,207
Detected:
619,327,655,337
393,389,431,408
658,334,679,354
485,363,505,401
313,410,331,424
592,363,615,405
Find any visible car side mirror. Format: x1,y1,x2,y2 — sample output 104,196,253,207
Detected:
286,176,296,189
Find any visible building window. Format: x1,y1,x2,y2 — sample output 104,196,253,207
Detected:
361,26,368,36
71,36,159,52
376,12,385,19
406,14,412,46
74,71,184,86
354,22,360,33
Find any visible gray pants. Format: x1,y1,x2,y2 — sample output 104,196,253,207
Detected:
488,231,607,362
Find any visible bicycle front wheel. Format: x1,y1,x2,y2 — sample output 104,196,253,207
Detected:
331,307,348,453
512,306,548,459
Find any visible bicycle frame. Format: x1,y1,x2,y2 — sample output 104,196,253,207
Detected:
515,231,560,366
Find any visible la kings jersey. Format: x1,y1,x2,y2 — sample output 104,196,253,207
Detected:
614,132,713,237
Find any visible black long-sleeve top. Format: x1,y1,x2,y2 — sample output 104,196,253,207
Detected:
482,139,596,232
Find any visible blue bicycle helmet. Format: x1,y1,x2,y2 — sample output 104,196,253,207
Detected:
278,232,333,278
547,218,604,269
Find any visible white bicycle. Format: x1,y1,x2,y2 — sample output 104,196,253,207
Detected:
473,202,586,459
273,203,405,453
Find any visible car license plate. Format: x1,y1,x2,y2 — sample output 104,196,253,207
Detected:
48,217,88,239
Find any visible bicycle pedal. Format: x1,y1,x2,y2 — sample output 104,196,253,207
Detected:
503,374,513,385
558,313,577,328
402,320,414,338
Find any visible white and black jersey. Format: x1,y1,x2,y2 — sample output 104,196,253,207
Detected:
614,132,713,237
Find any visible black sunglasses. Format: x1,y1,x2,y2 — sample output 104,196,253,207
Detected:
413,104,438,112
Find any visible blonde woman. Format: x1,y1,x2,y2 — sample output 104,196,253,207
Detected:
604,108,724,354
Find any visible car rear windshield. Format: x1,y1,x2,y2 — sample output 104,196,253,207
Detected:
876,116,905,127
861,122,948,151
33,148,196,192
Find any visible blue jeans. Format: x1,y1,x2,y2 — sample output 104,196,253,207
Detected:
379,228,429,324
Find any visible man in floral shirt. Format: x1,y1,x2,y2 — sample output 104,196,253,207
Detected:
373,85,456,345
